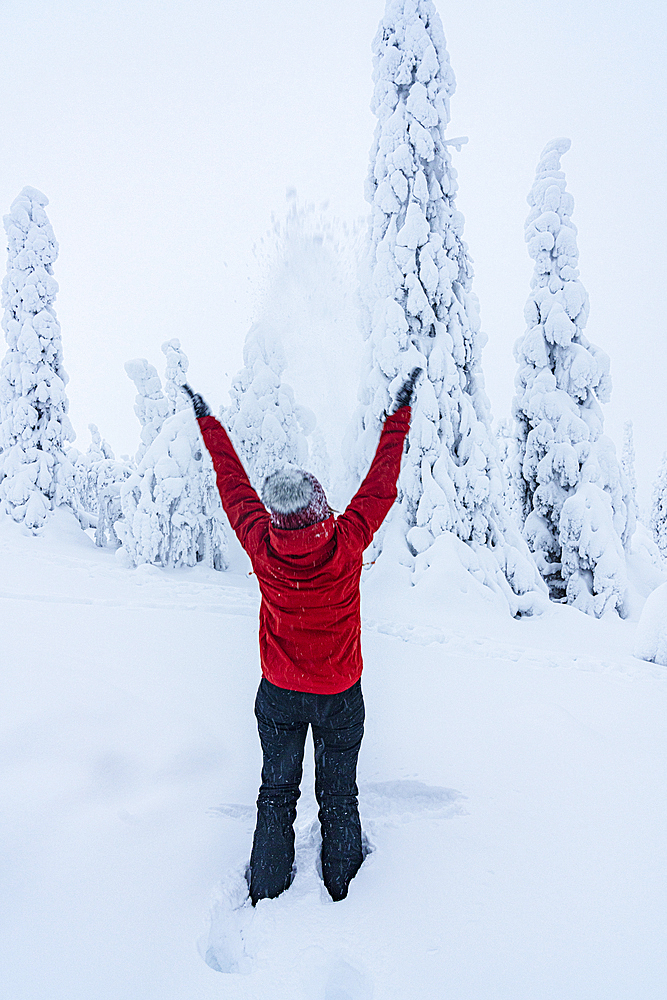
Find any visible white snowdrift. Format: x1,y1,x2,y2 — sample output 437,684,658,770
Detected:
3,510,667,1000
634,581,667,667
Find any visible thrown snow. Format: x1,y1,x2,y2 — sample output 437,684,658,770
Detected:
2,510,667,1000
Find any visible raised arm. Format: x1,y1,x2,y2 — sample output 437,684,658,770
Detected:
338,405,412,551
182,385,268,553
339,369,420,550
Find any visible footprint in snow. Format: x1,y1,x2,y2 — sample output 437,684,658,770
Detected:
202,781,464,973
325,957,374,1000
209,780,466,832
198,865,253,974
359,779,466,822
201,816,376,975
369,619,449,645
207,802,255,823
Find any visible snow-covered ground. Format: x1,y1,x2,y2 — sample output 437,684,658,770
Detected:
2,510,667,1000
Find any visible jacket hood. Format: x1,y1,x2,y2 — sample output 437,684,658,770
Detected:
268,514,336,565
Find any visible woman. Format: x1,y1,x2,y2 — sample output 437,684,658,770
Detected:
184,369,418,903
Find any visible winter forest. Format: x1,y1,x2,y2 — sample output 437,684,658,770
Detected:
3,5,667,629
2,2,667,999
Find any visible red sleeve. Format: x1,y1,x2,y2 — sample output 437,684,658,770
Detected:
338,406,411,552
197,415,268,554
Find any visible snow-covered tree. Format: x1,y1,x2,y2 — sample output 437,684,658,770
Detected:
117,352,227,570
224,323,314,491
650,452,667,562
73,425,131,548
124,358,170,463
73,423,114,511
308,428,332,495
161,338,189,415
495,417,513,479
347,0,544,614
87,422,114,463
511,139,632,616
622,420,638,522
0,187,76,529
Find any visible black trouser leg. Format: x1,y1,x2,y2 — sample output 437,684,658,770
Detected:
313,682,365,901
249,683,307,905
249,678,365,904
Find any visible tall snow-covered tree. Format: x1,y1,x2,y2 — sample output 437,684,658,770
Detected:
224,323,314,492
511,139,632,616
0,187,76,529
650,452,667,562
348,0,544,614
117,351,227,570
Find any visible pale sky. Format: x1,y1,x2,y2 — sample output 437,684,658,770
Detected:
1,0,666,504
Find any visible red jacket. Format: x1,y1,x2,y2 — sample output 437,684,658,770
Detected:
198,407,410,694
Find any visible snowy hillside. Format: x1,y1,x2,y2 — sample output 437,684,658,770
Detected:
2,511,666,1000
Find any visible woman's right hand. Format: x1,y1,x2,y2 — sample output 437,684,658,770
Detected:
182,383,211,419
393,368,422,411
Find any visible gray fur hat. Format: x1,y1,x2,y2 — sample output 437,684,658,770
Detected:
261,468,329,529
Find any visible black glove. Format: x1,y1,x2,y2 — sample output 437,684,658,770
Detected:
393,367,422,412
182,383,211,419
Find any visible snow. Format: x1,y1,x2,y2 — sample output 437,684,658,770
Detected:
634,581,667,667
3,509,667,999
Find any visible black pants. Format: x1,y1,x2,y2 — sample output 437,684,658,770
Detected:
249,677,365,904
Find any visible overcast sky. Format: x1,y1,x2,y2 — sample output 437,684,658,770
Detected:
1,0,666,504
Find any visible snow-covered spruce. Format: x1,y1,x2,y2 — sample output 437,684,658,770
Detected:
650,452,667,563
511,139,633,616
621,419,639,527
0,187,76,529
117,355,227,570
495,418,515,498
347,0,544,615
223,323,314,492
124,358,171,464
161,338,190,416
73,425,131,548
